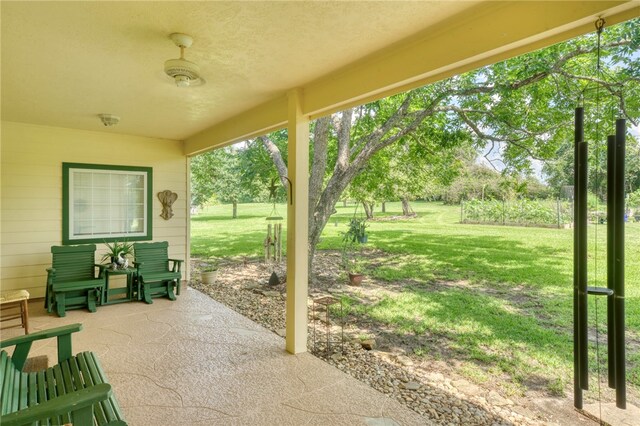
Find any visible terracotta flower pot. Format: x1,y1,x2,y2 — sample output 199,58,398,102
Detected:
348,273,364,286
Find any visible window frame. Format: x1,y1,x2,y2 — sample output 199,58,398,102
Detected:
62,162,153,244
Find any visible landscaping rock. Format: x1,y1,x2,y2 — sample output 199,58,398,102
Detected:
361,339,376,350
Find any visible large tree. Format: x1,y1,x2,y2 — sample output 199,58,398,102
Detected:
191,146,258,218
258,20,639,272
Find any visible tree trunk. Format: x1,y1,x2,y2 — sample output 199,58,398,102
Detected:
363,202,374,219
343,200,347,207
381,202,386,213
401,197,413,216
232,201,238,219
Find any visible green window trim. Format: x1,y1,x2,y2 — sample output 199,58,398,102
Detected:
62,162,153,245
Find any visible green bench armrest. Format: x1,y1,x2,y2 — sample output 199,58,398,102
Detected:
0,323,83,370
168,259,183,272
0,383,112,426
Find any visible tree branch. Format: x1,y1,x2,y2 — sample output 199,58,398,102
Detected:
258,136,288,185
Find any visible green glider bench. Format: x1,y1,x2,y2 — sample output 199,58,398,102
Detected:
133,241,183,304
46,245,106,317
0,323,126,426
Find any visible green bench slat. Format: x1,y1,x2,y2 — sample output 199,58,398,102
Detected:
53,280,104,292
77,352,108,425
18,372,27,410
27,372,37,408
1,352,126,426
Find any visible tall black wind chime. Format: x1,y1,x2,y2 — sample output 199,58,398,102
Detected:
574,18,626,411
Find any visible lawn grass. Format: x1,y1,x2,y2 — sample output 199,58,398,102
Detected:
191,201,639,395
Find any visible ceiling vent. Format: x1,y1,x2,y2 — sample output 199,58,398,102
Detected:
98,114,120,127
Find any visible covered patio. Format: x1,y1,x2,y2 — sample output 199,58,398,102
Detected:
4,288,426,425
1,1,639,424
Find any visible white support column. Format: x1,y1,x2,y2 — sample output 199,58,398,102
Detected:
286,88,309,354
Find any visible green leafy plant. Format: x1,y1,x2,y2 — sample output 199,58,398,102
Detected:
201,258,219,272
342,217,368,244
101,240,133,263
341,218,368,275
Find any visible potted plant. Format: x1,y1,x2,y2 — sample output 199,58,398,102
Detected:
200,260,219,284
101,240,133,270
345,256,365,286
341,219,367,285
344,217,368,244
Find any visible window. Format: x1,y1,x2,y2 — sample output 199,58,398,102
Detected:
62,163,153,244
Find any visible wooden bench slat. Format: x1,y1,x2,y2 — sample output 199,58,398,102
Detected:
27,372,37,408
78,352,109,425
69,355,84,390
2,329,126,426
0,352,8,412
86,351,123,424
53,365,72,425
18,372,28,410
8,363,19,414
44,368,60,425
1,357,13,415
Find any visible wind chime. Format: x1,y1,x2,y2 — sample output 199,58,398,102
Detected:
265,178,283,285
574,18,626,411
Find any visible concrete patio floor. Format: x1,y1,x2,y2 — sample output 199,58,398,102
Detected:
3,287,426,425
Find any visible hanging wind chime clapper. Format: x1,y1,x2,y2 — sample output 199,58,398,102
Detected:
264,177,292,286
574,18,626,411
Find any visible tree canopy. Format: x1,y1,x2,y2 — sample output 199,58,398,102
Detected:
191,18,640,271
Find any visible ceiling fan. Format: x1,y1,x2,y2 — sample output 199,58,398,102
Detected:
164,33,204,87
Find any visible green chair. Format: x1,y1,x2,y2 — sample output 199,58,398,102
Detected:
1,323,127,425
133,241,182,304
46,244,106,317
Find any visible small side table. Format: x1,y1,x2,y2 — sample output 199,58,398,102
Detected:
0,290,30,334
103,268,137,304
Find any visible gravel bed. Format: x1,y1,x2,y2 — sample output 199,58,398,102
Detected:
190,256,584,426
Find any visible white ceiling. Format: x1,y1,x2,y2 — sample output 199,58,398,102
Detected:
2,1,637,144
1,1,477,141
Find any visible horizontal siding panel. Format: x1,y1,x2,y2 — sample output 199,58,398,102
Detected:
0,279,46,298
0,210,61,222
1,220,59,233
1,186,61,199
2,253,52,268
1,198,61,210
1,264,49,280
1,164,60,178
1,231,61,244
0,242,59,256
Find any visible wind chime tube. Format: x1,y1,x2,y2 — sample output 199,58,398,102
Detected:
607,134,616,389
578,138,589,391
614,118,626,408
573,107,584,407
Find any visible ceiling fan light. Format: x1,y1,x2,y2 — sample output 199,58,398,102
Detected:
175,75,191,87
164,57,201,87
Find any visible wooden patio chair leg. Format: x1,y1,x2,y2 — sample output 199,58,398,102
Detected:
166,282,176,301
55,293,66,317
142,284,153,304
176,280,181,296
87,290,97,313
21,298,29,334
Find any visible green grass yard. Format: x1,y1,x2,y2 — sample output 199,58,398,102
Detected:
191,201,639,397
